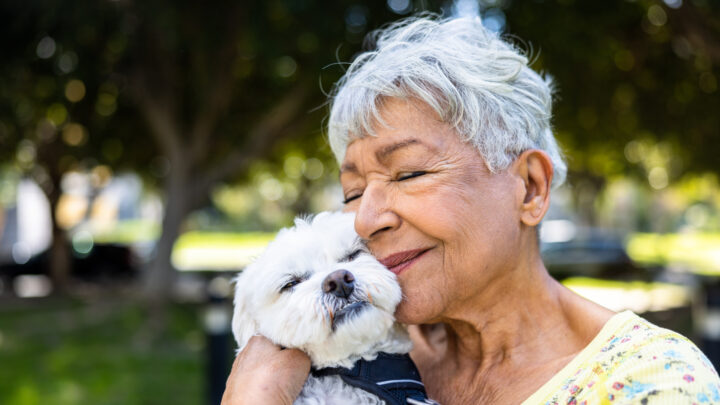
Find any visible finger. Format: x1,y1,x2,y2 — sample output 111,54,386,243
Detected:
245,334,282,352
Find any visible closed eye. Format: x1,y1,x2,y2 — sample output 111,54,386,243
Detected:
397,171,426,181
343,249,364,262
280,277,303,292
343,194,362,204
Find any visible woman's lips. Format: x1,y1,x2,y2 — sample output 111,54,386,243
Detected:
379,248,430,275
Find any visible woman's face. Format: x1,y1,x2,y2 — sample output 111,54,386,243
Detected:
340,99,526,324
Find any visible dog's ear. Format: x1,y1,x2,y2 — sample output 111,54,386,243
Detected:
231,273,257,353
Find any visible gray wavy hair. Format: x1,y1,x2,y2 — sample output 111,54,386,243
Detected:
327,15,567,187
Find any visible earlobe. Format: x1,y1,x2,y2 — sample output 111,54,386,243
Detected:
517,150,553,227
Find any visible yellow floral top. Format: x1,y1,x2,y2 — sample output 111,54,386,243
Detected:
523,311,720,405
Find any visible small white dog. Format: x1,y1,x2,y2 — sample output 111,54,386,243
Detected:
232,212,436,405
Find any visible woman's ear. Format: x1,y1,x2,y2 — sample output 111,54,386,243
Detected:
514,149,554,227
231,274,258,353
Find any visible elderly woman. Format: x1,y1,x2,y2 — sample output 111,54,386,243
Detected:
223,16,720,404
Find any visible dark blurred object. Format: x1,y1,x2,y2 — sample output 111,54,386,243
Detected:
542,235,653,281
203,276,233,405
698,278,720,371
0,243,138,294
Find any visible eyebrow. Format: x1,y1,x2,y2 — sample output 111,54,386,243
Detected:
339,138,433,177
376,138,423,163
340,162,358,175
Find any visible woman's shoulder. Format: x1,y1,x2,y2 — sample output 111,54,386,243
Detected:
602,311,716,374
525,311,720,405
591,311,720,402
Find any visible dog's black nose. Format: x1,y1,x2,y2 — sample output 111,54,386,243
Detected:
322,270,355,299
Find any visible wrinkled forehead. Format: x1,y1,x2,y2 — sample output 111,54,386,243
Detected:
340,104,461,181
334,97,449,162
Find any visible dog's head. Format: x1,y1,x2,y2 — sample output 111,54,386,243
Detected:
231,211,409,368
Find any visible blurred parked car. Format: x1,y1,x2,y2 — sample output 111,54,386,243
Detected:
0,243,139,295
541,225,658,281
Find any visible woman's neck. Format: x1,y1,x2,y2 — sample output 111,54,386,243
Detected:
437,254,612,373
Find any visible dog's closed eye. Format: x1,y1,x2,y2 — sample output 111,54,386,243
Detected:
279,273,310,293
280,279,301,292
343,249,364,262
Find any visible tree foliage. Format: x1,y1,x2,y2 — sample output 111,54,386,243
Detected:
1,0,718,293
0,0,403,296
505,0,720,180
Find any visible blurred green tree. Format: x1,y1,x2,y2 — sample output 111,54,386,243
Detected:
0,0,401,298
502,0,720,224
1,0,718,298
0,1,151,291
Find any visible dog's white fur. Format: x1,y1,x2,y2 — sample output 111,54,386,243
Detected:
232,212,413,404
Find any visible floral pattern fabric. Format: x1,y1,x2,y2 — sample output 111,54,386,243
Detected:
523,311,720,404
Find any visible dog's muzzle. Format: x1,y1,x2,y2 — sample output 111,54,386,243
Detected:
331,301,368,330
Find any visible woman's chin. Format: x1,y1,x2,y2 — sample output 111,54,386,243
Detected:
394,299,434,325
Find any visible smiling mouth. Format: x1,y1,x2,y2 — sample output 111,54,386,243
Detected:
379,248,431,275
331,301,368,330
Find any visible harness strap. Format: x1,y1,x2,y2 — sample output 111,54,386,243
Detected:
311,353,437,405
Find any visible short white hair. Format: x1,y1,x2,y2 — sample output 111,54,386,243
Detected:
327,15,567,187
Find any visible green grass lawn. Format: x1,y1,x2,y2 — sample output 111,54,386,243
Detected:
627,232,720,275
0,297,208,405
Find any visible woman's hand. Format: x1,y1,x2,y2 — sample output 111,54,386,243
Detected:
221,335,311,405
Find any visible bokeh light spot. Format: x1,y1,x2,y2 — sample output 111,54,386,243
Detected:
387,0,412,14
259,178,283,201
58,51,78,74
11,242,31,264
685,204,709,228
56,193,88,229
303,158,324,180
65,80,86,102
482,8,506,33
624,140,644,163
284,156,304,179
345,5,368,33
47,103,68,126
96,83,119,117
452,0,479,18
62,123,87,146
36,36,56,59
275,56,297,78
72,230,94,256
647,5,667,27
648,167,669,189
91,165,112,188
16,140,36,167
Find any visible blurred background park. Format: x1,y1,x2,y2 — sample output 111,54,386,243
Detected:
0,0,719,404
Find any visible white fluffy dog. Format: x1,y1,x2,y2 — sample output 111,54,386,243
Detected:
232,212,436,405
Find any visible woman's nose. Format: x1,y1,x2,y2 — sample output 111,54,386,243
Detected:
353,181,400,240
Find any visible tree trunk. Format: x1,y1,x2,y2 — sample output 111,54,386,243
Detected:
48,220,71,294
142,167,189,302
46,174,72,295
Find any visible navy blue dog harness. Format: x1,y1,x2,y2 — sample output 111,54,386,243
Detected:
311,352,438,405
